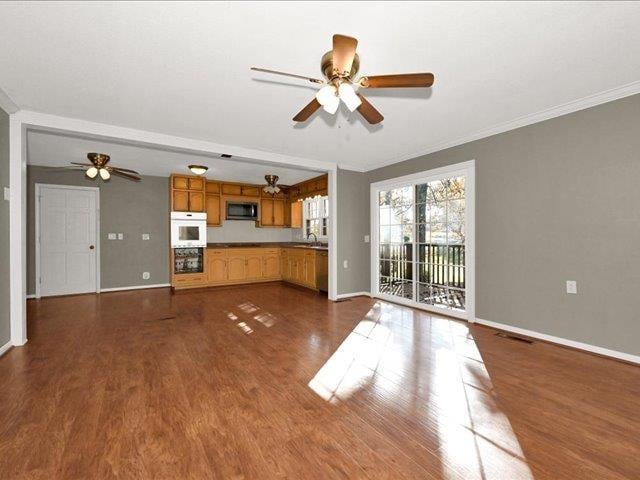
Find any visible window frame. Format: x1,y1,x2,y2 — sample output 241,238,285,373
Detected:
302,195,329,240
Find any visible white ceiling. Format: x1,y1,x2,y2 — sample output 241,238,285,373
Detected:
26,130,322,184
1,2,640,171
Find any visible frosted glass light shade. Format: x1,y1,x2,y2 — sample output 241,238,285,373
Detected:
316,85,337,106
322,95,340,114
99,168,111,180
85,167,98,179
338,83,362,112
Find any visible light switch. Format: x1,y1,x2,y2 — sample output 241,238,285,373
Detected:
117,233,124,240
566,280,577,294
107,233,116,240
343,260,349,269
364,235,370,243
142,233,150,240
3,187,9,201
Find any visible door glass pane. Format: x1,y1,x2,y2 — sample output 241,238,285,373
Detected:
378,176,466,313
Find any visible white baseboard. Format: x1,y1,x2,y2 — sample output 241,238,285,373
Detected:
100,283,171,293
475,317,640,365
336,291,371,300
26,294,36,299
0,340,13,357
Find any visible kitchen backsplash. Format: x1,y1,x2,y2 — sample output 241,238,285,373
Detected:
207,220,296,243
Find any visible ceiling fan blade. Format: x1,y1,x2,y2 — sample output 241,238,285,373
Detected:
111,166,140,175
293,98,322,122
356,94,384,125
70,162,94,167
251,67,324,84
109,169,141,181
359,73,434,89
332,34,358,77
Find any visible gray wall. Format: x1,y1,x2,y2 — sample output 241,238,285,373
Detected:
336,168,370,295
27,166,170,293
0,108,9,346
338,93,640,356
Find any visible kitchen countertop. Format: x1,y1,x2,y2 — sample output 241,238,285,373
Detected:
207,242,328,251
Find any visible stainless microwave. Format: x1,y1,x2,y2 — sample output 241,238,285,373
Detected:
226,202,258,220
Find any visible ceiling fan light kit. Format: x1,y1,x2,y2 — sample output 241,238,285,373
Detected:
74,152,142,182
263,174,281,195
252,34,434,125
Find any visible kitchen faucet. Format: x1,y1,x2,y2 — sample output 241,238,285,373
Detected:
307,232,318,246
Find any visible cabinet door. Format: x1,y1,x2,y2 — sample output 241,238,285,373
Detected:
222,184,242,196
273,200,285,226
189,191,205,212
206,182,220,194
189,177,204,191
245,255,262,280
241,186,261,197
291,201,302,228
304,254,316,287
263,254,280,279
207,257,227,283
173,176,189,190
206,195,221,225
227,256,246,282
260,199,274,226
173,190,189,211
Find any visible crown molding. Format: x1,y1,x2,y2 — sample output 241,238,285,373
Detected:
366,80,640,172
337,162,368,173
0,86,19,114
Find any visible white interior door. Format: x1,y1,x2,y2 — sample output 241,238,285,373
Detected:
38,185,98,297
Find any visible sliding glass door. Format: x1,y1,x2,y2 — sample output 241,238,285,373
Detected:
372,162,474,319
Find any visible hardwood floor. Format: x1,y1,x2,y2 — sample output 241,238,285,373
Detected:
1,283,639,479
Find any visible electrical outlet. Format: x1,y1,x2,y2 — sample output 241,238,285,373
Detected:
364,235,370,243
3,187,9,201
107,233,116,240
142,272,150,280
142,233,150,240
117,233,124,240
343,260,349,269
566,280,577,294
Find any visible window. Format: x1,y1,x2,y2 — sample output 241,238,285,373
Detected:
303,195,328,239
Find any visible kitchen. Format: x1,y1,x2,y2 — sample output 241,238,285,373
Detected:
170,170,329,292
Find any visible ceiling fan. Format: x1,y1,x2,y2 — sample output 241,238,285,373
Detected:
71,153,141,181
251,34,434,125
262,175,290,195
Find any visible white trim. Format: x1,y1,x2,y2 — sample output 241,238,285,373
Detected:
370,160,476,322
0,87,19,114
9,115,26,346
100,283,170,293
328,167,338,301
0,340,13,357
362,80,640,172
34,184,100,298
475,317,640,365
336,291,371,300
26,294,36,299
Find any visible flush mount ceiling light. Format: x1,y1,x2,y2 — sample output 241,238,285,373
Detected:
189,165,208,175
69,153,141,181
251,34,435,124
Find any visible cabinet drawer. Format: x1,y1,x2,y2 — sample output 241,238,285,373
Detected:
173,274,206,285
207,249,226,257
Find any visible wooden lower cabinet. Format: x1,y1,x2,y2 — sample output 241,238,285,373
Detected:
173,247,327,290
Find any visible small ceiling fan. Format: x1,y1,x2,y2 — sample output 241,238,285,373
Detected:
262,175,290,195
71,153,141,181
251,34,435,124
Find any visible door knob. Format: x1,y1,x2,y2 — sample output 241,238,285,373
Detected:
89,245,95,250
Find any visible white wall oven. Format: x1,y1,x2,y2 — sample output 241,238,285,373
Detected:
170,211,207,248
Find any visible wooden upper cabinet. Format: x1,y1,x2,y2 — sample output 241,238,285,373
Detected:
172,190,190,211
273,200,285,226
260,199,274,226
316,176,327,191
189,177,205,191
188,191,205,212
206,181,220,194
173,175,189,190
222,184,242,196
241,185,261,197
206,195,221,226
289,174,328,201
291,201,302,228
